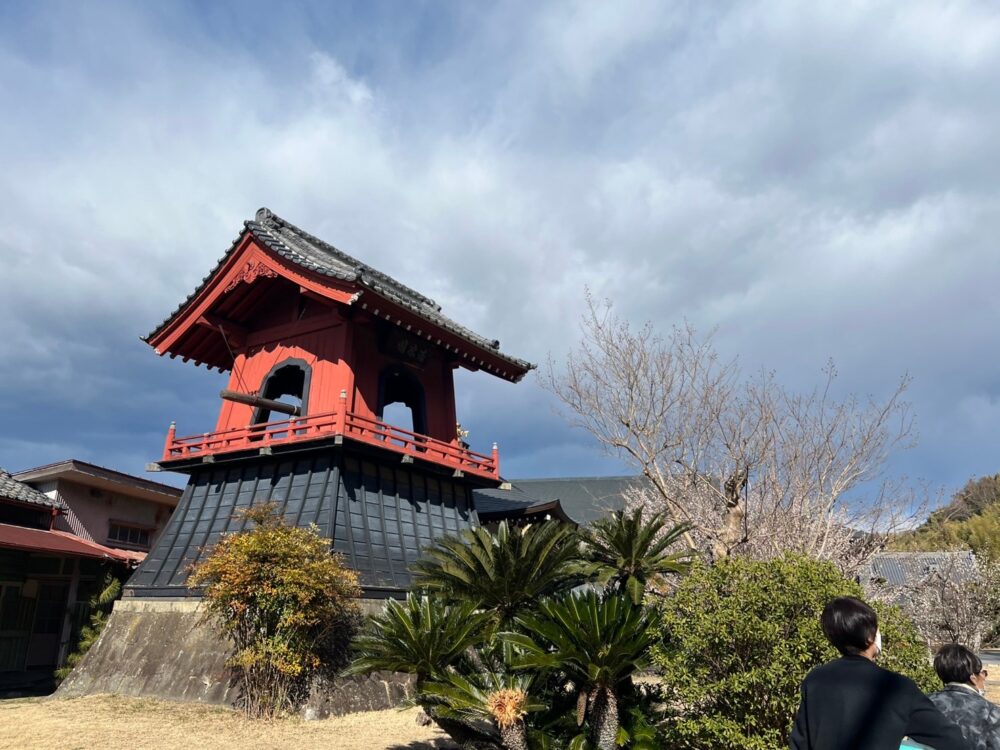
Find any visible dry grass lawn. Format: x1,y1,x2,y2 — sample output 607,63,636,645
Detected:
0,695,457,750
2,683,998,749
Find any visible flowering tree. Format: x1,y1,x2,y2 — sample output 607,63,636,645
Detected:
868,553,1000,652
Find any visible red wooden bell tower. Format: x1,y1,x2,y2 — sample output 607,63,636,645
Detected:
127,208,533,598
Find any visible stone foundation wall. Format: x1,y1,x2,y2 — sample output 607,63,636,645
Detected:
57,598,413,717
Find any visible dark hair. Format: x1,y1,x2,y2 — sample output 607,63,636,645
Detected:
821,596,878,655
934,643,982,685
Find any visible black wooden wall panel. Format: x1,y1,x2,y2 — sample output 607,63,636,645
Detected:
125,447,480,598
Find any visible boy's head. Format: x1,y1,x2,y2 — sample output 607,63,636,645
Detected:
821,596,879,656
933,643,983,686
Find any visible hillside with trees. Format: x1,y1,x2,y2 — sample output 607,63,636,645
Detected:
886,474,1000,649
891,474,1000,561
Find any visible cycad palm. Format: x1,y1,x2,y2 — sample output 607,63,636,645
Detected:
410,520,582,625
583,509,693,604
346,594,497,747
502,591,653,750
422,671,544,750
346,593,487,682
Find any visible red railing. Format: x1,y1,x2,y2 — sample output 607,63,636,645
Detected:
161,394,499,479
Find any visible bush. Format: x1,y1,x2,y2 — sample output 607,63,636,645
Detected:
651,555,935,750
189,504,361,718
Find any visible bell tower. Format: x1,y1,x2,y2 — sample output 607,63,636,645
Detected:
126,208,533,598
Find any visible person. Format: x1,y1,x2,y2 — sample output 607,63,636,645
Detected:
927,643,1000,750
790,596,968,750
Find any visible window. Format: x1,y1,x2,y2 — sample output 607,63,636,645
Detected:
252,359,311,425
107,523,151,550
377,365,427,435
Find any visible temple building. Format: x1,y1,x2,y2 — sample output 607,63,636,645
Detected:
55,209,627,710
127,207,542,600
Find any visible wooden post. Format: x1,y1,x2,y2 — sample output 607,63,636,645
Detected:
57,557,80,668
337,389,348,434
492,442,499,479
162,421,176,460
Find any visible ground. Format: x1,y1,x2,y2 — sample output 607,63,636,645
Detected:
2,683,998,749
0,695,457,750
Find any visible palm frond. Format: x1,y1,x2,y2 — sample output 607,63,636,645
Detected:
582,510,694,603
345,593,488,681
410,521,584,624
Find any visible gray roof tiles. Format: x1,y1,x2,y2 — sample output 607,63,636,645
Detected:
146,208,533,378
473,486,547,517
506,475,644,525
864,551,977,587
0,468,65,510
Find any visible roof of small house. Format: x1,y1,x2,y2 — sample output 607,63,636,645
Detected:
0,522,138,562
14,459,182,507
863,550,978,587
146,208,534,381
503,475,645,525
0,468,65,511
473,485,574,524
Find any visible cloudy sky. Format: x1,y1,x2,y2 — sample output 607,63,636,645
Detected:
2,1,999,503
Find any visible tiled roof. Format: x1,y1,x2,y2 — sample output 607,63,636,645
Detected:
863,551,977,588
0,522,134,562
473,486,573,523
509,476,643,525
0,468,64,510
474,486,539,516
126,450,478,597
146,208,534,378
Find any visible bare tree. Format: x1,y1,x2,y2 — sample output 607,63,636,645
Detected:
544,293,920,572
867,553,1000,652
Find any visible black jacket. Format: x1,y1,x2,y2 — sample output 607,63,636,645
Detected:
928,685,1000,750
789,655,968,750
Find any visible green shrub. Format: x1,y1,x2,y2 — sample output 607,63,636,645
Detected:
189,503,361,718
651,555,935,750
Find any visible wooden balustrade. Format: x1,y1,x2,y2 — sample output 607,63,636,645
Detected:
162,408,499,479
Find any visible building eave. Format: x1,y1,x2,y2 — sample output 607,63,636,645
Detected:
14,460,183,507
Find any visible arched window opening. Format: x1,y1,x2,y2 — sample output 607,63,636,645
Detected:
377,366,427,436
252,360,311,425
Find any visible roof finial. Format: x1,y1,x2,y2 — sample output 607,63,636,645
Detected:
255,207,273,222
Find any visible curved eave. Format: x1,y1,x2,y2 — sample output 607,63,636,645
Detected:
144,212,535,382
477,499,574,526
144,234,358,369
354,291,534,382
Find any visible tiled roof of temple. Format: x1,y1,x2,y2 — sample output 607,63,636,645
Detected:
146,207,534,378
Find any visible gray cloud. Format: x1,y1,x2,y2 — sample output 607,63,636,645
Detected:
1,1,998,498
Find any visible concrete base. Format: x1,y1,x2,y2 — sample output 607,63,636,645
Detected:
57,598,413,717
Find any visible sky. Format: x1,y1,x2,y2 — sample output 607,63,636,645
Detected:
1,1,999,504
